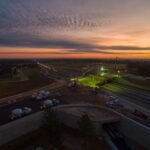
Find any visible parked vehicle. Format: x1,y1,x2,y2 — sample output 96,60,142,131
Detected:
109,96,116,100
41,99,60,109
68,81,80,88
32,92,37,98
36,95,43,100
41,100,54,109
52,98,60,105
32,90,50,100
106,95,122,108
10,107,32,120
23,107,32,115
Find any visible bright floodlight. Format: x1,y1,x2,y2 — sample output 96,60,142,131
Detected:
100,66,104,72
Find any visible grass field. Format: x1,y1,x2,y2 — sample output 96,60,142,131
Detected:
0,73,22,82
71,75,106,88
71,72,150,91
0,67,53,98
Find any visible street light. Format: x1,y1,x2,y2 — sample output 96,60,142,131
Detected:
117,70,121,78
100,66,105,76
100,66,104,72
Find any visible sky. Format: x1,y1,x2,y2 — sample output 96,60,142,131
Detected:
0,0,150,59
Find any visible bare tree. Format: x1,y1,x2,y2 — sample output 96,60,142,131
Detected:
43,108,64,150
78,113,97,150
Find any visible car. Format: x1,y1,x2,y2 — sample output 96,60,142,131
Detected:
114,99,119,103
36,95,43,100
109,95,116,100
106,96,122,109
52,99,60,105
34,90,50,100
10,108,23,120
23,107,32,115
32,92,37,98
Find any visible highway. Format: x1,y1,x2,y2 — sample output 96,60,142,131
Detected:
0,79,67,126
0,80,66,107
0,62,149,127
103,82,150,110
0,97,41,126
0,81,150,127
0,88,66,125
37,62,57,72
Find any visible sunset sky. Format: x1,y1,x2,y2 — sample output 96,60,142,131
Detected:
0,0,150,59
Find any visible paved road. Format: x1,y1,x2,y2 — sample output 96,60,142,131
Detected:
0,90,67,126
1,77,150,127
105,91,150,115
37,62,57,72
103,83,150,109
0,97,41,126
0,79,67,126
0,80,66,107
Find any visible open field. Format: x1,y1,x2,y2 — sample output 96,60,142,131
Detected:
71,72,150,91
0,67,53,99
0,74,21,82
0,69,28,82
71,75,105,88
71,73,119,88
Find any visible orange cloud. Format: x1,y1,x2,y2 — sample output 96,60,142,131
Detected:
0,47,149,59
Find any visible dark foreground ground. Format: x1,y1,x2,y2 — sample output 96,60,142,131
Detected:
0,126,109,150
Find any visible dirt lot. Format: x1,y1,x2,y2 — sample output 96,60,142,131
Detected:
61,86,106,106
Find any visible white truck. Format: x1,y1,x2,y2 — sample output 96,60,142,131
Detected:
41,100,54,109
106,95,122,108
41,99,60,109
32,90,50,100
10,107,32,120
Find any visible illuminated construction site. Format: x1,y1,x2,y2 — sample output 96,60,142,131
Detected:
71,65,121,88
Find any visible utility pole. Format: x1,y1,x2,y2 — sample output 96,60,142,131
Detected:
97,65,100,75
115,57,118,71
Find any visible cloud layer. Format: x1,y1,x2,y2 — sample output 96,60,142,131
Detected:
0,0,150,57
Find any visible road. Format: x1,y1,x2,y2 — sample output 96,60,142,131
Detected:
0,79,67,126
105,90,150,115
37,62,57,72
1,62,149,127
100,89,150,127
0,81,150,127
0,85,67,126
0,80,66,107
103,82,150,110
